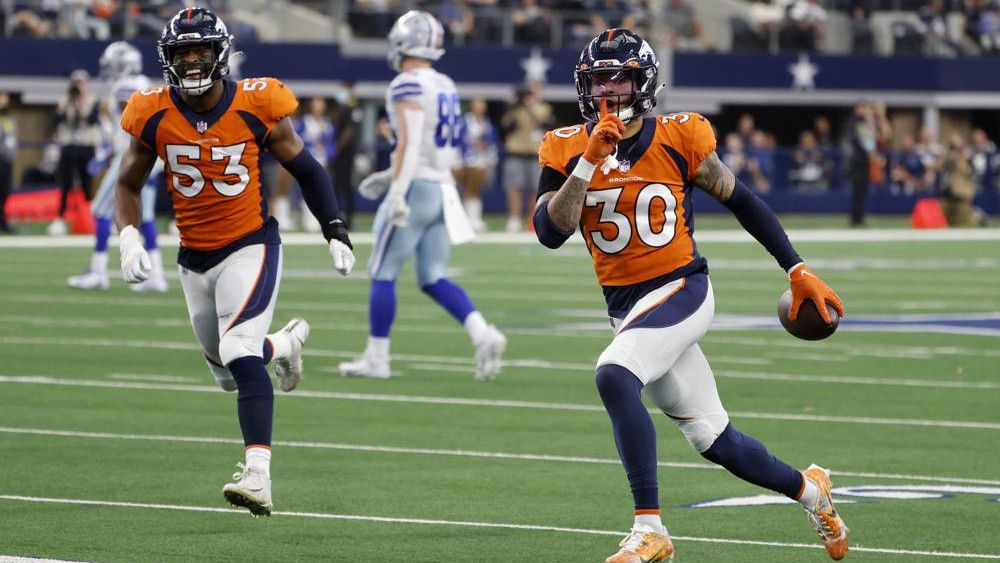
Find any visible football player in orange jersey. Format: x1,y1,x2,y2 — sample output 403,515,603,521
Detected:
113,8,355,517
534,30,848,562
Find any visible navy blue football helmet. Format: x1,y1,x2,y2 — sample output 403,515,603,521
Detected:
575,29,661,122
157,8,233,95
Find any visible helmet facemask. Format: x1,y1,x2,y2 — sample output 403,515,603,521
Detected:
163,40,228,96
576,63,657,123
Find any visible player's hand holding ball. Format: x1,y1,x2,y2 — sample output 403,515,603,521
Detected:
779,263,845,340
118,225,151,283
583,99,625,165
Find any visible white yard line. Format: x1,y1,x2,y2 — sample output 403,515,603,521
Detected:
0,374,997,430
0,557,91,563
1,333,993,390
1,426,997,486
4,228,1000,248
0,494,997,559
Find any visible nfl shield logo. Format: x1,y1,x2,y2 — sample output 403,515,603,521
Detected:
196,121,208,134
618,159,631,173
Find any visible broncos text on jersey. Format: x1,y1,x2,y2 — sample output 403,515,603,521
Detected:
121,77,298,251
538,113,716,287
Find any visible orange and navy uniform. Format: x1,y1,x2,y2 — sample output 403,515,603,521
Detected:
537,113,716,316
121,77,298,270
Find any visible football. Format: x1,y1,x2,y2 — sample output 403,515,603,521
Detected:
778,290,839,341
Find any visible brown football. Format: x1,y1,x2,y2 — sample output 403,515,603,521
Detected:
778,290,839,341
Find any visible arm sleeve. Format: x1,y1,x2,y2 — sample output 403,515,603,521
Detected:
722,177,802,271
533,200,575,249
280,148,341,238
537,165,567,198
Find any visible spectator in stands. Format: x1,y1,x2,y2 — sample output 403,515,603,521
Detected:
791,130,830,192
917,126,944,191
747,130,774,192
940,133,983,226
781,0,828,52
274,97,336,232
970,127,998,190
890,133,926,195
920,0,957,56
49,70,101,236
374,113,394,173
721,133,770,194
849,5,875,54
456,97,498,233
814,115,836,184
737,113,756,146
0,91,15,233
512,0,552,46
332,81,362,228
500,83,551,232
664,0,712,52
847,101,883,227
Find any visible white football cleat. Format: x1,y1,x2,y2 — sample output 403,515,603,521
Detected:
273,317,309,392
67,270,109,291
474,325,506,381
223,462,271,517
47,218,68,236
339,353,391,379
130,273,168,293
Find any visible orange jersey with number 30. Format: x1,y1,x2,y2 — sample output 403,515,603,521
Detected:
538,114,716,286
121,78,298,251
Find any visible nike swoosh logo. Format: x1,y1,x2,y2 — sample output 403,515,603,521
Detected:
800,269,816,278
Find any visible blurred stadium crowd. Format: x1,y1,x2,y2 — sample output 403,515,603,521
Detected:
0,0,997,235
5,0,1000,56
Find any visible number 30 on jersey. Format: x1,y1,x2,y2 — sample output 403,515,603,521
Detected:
585,184,678,254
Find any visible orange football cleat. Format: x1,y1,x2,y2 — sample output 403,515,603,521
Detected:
605,528,674,563
801,464,849,560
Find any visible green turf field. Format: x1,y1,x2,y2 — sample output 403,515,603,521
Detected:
1,228,998,562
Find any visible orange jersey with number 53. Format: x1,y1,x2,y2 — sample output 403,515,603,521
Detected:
121,78,298,251
538,113,716,286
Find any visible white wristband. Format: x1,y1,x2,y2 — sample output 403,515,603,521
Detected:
787,262,805,278
571,158,597,182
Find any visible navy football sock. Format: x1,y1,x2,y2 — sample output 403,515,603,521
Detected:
227,356,274,447
596,364,659,511
421,278,476,323
370,280,396,337
701,423,804,499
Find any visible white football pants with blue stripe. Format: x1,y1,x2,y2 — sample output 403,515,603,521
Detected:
369,179,451,284
91,152,157,222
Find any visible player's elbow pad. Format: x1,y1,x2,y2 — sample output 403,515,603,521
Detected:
533,202,573,249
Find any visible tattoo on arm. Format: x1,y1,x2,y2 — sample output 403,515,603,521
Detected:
538,174,589,233
692,152,736,202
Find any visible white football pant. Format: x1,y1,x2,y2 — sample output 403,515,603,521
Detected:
598,274,731,453
179,244,283,389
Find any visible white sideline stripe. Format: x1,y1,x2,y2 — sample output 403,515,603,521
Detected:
0,334,992,389
1,375,998,431
0,557,91,563
1,495,998,560
2,426,998,486
4,228,1000,248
